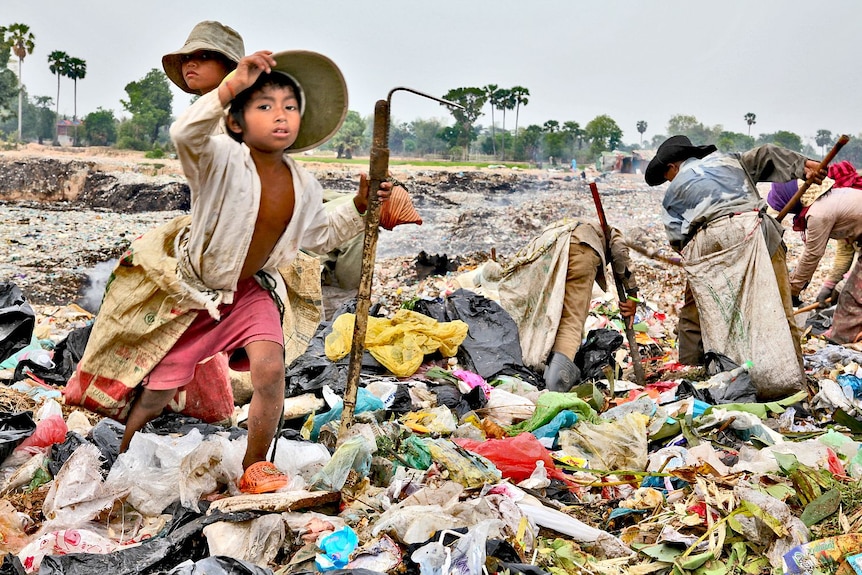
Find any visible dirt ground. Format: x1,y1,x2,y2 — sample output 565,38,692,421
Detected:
0,143,832,314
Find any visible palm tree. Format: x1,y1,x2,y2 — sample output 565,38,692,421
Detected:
563,121,581,159
48,50,70,145
497,89,515,160
636,120,648,145
67,57,86,145
6,24,36,142
511,85,530,142
815,130,833,156
744,112,756,137
67,57,86,121
483,84,499,158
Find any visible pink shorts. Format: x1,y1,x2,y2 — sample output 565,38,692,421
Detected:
144,277,284,390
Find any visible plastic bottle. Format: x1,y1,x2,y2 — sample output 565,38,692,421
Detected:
704,360,754,388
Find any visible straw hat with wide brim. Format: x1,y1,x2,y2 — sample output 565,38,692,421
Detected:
162,21,245,94
800,176,835,207
258,50,349,154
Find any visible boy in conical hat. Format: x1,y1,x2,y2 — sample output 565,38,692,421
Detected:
66,49,390,493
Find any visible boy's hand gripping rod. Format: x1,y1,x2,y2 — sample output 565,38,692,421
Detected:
338,88,463,442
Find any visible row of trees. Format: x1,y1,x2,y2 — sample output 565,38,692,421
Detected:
2,22,858,166
649,114,862,167
0,23,87,144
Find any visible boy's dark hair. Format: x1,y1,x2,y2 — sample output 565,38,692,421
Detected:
227,72,303,143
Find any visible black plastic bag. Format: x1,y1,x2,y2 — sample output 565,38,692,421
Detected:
574,328,623,382
387,384,414,415
89,419,125,471
0,411,36,463
0,283,35,365
51,325,93,382
13,359,69,386
429,383,472,418
285,301,384,396
48,432,89,477
167,556,273,575
144,413,246,441
702,351,757,404
37,507,258,575
415,289,540,384
486,539,550,575
0,553,26,575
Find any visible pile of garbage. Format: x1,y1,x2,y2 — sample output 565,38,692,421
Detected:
3,257,862,575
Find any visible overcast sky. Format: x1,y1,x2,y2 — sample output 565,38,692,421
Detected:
5,0,861,147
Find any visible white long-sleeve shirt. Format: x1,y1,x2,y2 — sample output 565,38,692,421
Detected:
169,89,364,312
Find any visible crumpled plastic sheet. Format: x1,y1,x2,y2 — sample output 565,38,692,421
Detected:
0,282,36,365
325,309,468,377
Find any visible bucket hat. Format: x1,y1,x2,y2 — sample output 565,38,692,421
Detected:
237,50,348,153
162,21,245,94
645,135,718,186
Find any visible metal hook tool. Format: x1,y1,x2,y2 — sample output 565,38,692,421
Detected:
337,88,462,441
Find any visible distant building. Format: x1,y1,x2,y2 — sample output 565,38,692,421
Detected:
56,119,82,146
597,149,657,174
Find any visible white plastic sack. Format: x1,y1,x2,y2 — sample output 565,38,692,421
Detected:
272,438,332,488
683,213,803,398
42,443,127,532
203,514,285,567
105,430,206,515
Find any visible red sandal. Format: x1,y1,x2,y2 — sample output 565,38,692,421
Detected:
238,461,289,494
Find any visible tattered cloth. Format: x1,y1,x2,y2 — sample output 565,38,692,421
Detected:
496,219,628,370
682,212,804,398
64,216,323,421
829,257,862,345
497,221,573,369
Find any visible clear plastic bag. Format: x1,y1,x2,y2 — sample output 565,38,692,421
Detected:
558,412,649,471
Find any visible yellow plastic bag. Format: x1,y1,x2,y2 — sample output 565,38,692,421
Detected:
325,309,468,377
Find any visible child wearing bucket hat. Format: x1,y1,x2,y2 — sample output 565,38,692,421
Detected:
65,49,391,494
162,20,245,95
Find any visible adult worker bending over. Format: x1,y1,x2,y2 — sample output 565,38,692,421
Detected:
499,218,637,392
645,135,823,398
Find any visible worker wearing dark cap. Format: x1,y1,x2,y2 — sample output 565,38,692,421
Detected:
645,136,823,398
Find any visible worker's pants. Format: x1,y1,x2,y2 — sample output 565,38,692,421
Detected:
552,243,600,359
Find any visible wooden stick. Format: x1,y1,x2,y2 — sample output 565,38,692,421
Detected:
793,296,832,315
776,134,850,222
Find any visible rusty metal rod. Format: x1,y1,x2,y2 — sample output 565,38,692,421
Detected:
338,99,389,440
590,182,646,387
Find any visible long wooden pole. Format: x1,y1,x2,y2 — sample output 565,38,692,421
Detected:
776,134,850,222
338,100,389,440
589,182,646,386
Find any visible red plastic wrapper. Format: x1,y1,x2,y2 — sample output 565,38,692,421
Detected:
454,432,568,483
15,414,68,451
